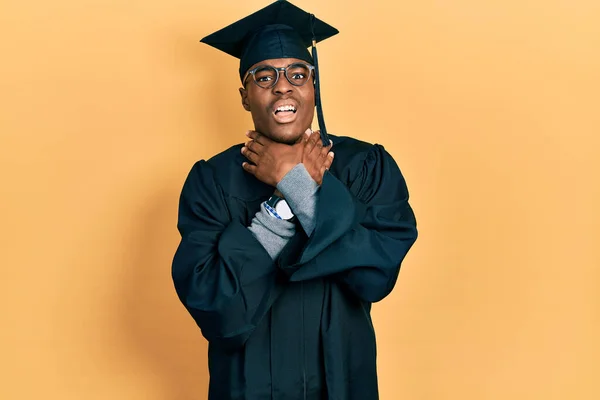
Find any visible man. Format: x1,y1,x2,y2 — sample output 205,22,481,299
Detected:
172,1,418,399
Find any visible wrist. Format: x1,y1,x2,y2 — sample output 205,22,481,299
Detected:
276,163,318,202
264,196,295,221
277,162,299,185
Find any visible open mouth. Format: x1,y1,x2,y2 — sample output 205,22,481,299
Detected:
272,104,298,123
274,105,297,115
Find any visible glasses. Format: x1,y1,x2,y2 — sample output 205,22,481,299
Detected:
243,62,315,89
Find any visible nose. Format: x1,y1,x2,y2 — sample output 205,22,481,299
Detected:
272,70,293,95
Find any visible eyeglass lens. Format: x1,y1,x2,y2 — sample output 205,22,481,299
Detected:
253,64,311,88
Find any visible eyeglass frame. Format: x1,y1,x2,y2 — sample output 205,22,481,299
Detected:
242,62,316,89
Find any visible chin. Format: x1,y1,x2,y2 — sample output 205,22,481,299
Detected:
263,125,306,145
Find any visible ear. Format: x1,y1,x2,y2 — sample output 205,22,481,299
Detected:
239,87,251,112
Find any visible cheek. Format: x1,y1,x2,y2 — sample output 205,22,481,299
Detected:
302,90,316,117
247,91,270,113
304,87,316,108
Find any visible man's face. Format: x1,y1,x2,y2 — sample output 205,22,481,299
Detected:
239,58,315,145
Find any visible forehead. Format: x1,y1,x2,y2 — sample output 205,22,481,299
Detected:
247,57,311,71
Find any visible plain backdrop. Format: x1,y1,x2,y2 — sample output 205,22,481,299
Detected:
1,0,599,399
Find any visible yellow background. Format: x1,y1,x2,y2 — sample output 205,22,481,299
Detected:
1,0,599,399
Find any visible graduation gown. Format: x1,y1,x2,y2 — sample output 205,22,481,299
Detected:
172,135,418,400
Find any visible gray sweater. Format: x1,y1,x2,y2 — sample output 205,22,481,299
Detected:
247,163,318,259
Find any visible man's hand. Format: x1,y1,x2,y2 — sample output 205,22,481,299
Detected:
301,129,334,185
241,131,304,187
242,129,334,187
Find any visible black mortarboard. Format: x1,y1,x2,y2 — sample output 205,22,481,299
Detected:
200,0,339,145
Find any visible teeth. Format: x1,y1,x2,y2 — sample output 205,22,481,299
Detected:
276,105,296,112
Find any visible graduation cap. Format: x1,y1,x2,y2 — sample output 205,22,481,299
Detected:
200,0,339,146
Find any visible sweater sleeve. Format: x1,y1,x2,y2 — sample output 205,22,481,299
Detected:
276,163,319,236
247,203,296,259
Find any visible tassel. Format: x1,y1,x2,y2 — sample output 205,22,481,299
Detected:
311,14,330,146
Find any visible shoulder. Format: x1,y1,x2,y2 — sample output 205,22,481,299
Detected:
186,143,272,201
327,134,409,203
329,134,374,159
328,134,396,182
205,143,245,171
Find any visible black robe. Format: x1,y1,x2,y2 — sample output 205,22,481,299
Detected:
172,135,418,400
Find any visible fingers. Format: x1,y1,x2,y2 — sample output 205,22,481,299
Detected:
245,139,263,154
319,138,333,160
246,130,267,145
322,151,334,170
242,162,257,175
325,150,334,167
246,130,260,141
318,152,334,179
303,128,311,143
304,130,334,177
241,145,259,164
304,129,321,156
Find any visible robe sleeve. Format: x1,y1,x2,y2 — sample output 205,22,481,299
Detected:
277,144,418,303
172,161,283,350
